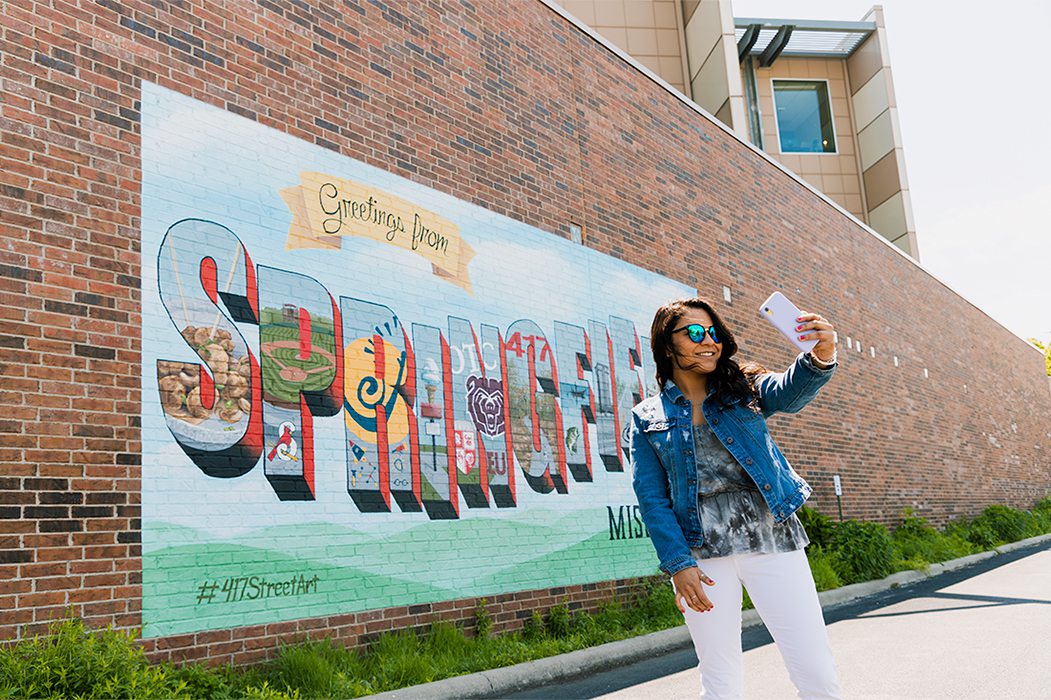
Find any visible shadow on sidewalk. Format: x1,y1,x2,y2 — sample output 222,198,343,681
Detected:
505,538,1051,699
852,590,1051,620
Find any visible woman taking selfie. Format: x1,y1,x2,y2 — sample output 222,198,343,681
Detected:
630,297,841,700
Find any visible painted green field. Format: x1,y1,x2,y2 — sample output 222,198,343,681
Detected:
142,510,659,637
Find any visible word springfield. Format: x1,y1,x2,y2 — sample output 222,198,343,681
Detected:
155,218,660,520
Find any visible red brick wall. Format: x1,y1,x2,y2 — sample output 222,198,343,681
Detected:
2,0,1048,662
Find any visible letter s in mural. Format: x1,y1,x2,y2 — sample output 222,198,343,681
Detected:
156,219,263,478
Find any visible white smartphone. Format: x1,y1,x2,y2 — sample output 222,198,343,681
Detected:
759,291,818,354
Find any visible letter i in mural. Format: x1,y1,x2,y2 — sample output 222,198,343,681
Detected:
504,320,567,494
411,323,460,519
474,324,516,507
609,317,647,466
155,219,263,476
446,317,489,508
257,267,343,500
553,321,596,483
341,298,421,513
588,319,621,471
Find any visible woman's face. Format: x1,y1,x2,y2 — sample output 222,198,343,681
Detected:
668,308,723,376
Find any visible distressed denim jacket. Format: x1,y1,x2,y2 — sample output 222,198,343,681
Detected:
629,352,836,577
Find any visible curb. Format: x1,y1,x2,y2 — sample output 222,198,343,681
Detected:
369,533,1051,699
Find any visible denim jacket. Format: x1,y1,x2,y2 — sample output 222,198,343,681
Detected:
629,352,836,576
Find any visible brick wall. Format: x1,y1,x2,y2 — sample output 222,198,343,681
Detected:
1,0,1048,664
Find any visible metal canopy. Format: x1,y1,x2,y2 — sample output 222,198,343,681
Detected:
734,17,875,63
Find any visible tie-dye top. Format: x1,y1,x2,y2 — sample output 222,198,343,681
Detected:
688,422,809,560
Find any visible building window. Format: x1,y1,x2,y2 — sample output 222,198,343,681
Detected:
772,80,836,153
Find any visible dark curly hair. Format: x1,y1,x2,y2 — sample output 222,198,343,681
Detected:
650,297,766,408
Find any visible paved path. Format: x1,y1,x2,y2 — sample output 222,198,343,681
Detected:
507,541,1051,699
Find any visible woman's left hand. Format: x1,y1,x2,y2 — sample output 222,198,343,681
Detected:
796,312,836,364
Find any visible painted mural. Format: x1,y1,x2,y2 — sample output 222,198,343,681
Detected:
140,82,694,638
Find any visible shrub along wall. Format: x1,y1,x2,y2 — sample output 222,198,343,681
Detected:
1,0,1049,666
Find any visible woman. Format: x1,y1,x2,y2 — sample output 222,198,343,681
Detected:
630,297,841,700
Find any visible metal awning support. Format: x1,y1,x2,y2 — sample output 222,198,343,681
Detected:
734,17,876,60
737,24,761,63
759,25,793,67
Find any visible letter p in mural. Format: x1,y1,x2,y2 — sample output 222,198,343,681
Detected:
258,267,343,500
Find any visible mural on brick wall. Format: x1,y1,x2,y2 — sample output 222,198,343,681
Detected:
140,83,693,638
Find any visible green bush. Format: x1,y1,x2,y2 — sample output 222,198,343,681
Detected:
830,519,895,584
0,618,178,699
1033,498,1051,532
545,603,572,639
5,499,1048,699
891,509,975,567
425,620,472,662
240,681,301,699
473,598,493,639
947,505,1043,548
626,576,679,626
522,610,545,641
367,629,433,691
269,640,348,698
805,545,843,591
945,516,999,550
167,662,236,699
797,506,838,549
975,505,1041,543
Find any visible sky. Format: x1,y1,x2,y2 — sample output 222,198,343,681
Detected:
733,0,1051,345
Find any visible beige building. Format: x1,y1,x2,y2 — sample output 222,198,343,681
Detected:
551,0,918,259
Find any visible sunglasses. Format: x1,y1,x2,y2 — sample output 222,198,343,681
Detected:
674,324,720,344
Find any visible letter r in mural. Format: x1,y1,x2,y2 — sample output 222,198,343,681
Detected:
341,298,420,513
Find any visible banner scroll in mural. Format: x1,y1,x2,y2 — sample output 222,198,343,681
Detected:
281,172,475,292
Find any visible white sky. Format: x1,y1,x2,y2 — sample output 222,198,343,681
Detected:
733,0,1051,344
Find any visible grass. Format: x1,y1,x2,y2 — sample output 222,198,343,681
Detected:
3,497,1049,698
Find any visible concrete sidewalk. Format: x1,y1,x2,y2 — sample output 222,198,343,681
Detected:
370,533,1051,700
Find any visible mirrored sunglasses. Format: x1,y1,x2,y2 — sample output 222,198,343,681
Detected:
674,324,719,344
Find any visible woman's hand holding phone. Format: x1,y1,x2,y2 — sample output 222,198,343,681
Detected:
672,566,716,614
795,311,836,364
759,291,837,365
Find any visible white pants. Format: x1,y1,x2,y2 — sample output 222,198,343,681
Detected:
674,549,842,700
